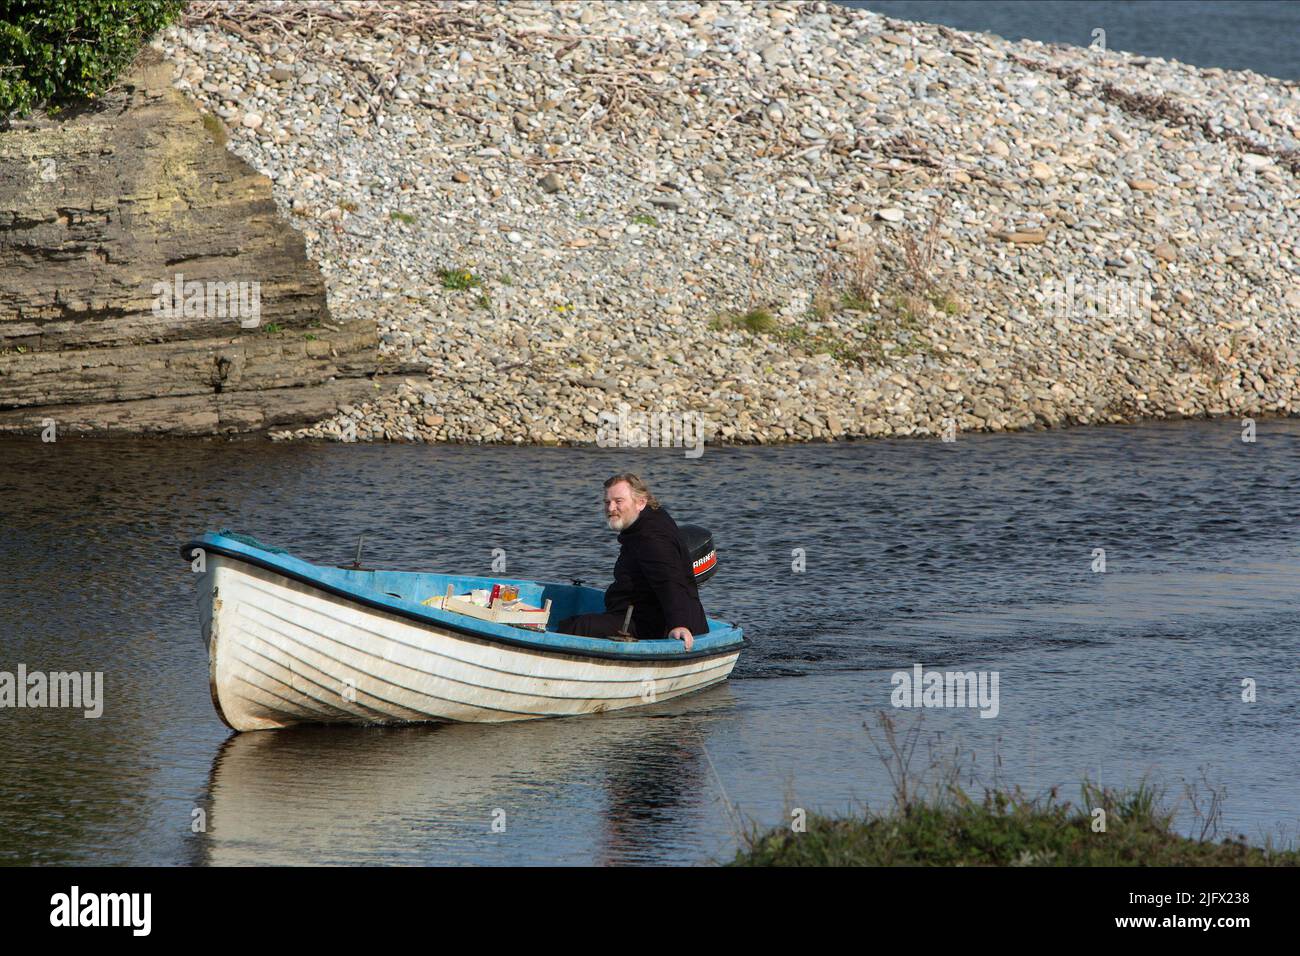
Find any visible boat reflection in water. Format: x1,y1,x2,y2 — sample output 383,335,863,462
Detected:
195,683,738,865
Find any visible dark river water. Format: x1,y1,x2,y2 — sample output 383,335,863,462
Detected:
846,1,1300,80
2,420,1298,864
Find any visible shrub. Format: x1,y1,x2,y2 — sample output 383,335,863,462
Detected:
0,0,188,120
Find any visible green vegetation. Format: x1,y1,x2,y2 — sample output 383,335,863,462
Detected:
775,321,861,364
715,304,931,367
838,291,873,314
389,210,417,225
785,198,963,367
337,199,359,213
932,290,964,315
733,784,1296,866
1,0,188,119
437,268,482,291
731,712,1296,866
262,323,282,334
631,213,659,227
711,307,776,333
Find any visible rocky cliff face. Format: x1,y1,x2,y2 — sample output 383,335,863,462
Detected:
0,46,378,435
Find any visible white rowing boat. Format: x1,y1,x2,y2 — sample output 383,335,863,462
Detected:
180,531,746,732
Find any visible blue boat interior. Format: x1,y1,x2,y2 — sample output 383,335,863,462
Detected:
185,532,744,657
353,568,599,623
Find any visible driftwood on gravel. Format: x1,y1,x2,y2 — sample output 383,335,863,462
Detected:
181,0,663,130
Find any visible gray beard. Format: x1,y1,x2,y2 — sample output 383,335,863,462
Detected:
608,510,641,531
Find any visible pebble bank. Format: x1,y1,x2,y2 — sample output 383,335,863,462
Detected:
156,1,1300,444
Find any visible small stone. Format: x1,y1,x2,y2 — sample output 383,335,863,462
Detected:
1152,242,1177,262
507,231,523,243
877,208,904,222
241,112,263,129
539,172,563,193
452,170,470,183
1030,161,1054,180
1127,178,1159,191
269,67,293,82
993,229,1048,244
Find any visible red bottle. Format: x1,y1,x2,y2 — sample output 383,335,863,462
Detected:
489,584,502,608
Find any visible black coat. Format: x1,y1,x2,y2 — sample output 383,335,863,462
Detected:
604,506,709,639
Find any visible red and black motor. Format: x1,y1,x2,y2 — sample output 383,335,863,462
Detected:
679,524,718,586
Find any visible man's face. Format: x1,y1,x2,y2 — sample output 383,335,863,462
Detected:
604,481,646,532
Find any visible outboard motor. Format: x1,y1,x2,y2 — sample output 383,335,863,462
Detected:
679,525,718,586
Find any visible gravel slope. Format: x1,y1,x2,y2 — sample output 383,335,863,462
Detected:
156,0,1300,444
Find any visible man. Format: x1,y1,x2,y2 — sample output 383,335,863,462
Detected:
555,473,708,650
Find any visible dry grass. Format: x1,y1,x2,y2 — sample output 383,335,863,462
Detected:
899,194,951,296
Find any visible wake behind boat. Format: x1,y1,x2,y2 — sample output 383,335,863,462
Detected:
180,531,746,732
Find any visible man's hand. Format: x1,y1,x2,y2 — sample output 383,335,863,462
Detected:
668,627,694,651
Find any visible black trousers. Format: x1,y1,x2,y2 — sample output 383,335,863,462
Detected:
555,611,640,639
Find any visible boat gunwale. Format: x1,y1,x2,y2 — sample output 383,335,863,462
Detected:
182,534,749,666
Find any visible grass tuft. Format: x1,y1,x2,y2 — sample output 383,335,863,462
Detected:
713,307,777,333
730,711,1296,866
438,268,482,291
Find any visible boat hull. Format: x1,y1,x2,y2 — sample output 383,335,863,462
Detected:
198,554,741,731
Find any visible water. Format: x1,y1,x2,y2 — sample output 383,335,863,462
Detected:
844,1,1300,80
2,420,1299,864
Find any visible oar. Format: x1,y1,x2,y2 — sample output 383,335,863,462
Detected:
612,604,637,642
339,535,371,571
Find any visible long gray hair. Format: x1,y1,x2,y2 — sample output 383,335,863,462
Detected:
603,473,661,510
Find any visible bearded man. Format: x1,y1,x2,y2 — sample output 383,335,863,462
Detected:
555,473,708,650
